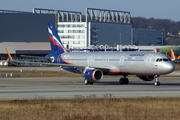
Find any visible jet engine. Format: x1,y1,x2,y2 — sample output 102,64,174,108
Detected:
137,75,155,81
83,69,103,82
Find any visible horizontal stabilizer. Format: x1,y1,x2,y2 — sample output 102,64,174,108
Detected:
20,55,52,60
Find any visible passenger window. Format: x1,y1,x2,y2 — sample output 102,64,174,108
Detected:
159,58,162,62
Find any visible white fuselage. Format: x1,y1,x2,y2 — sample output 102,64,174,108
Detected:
58,51,175,75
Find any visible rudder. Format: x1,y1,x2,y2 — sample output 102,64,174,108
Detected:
48,22,66,53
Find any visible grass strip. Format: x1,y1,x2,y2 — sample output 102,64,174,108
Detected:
0,95,180,120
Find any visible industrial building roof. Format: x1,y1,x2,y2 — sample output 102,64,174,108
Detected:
0,42,50,54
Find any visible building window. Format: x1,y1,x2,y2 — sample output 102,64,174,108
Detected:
60,35,74,39
77,25,84,27
58,24,85,28
58,25,65,27
73,41,80,44
68,30,84,33
66,25,71,27
74,35,85,39
63,41,69,44
58,30,64,33
80,41,85,44
71,24,84,27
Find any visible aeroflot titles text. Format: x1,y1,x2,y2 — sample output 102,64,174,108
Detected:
130,54,145,56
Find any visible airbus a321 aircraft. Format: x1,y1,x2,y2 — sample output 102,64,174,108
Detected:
7,22,175,86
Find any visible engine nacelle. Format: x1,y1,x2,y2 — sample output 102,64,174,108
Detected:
137,75,156,81
83,69,103,82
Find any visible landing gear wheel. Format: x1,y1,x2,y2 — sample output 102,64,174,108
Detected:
155,82,160,86
119,77,129,85
84,79,89,85
84,79,94,85
154,75,160,86
89,82,94,85
124,78,129,84
119,78,124,84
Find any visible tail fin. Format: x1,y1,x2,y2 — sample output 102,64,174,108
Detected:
5,48,13,61
170,48,176,61
48,22,66,53
166,52,169,56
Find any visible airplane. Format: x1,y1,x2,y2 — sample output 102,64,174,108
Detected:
6,22,176,86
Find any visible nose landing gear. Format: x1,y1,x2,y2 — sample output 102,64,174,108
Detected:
154,75,160,86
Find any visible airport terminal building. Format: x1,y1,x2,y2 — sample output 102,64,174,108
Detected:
0,8,165,62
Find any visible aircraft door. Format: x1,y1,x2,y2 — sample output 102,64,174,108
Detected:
88,56,93,66
146,54,153,66
119,56,124,67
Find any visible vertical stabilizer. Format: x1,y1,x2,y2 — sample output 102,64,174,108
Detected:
48,22,66,53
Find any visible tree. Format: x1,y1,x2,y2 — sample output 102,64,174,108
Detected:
131,17,180,35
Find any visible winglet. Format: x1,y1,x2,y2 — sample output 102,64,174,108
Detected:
5,48,13,61
170,48,176,61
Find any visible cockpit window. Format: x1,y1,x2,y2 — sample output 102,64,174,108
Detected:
156,58,159,62
156,58,169,62
163,58,168,62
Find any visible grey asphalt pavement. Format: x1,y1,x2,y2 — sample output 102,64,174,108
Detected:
0,76,180,100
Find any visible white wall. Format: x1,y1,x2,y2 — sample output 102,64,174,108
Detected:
58,22,86,49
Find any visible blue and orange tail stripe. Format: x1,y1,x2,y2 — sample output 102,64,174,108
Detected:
60,55,75,65
48,22,66,54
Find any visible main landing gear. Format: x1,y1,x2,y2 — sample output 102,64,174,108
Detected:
84,79,94,85
119,75,129,85
154,75,160,86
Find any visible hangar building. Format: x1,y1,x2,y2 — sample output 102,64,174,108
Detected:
34,8,165,49
0,8,165,61
34,8,131,49
0,9,55,60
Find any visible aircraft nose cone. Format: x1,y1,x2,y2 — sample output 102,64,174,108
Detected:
164,63,175,74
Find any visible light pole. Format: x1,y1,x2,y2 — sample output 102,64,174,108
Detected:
162,31,163,46
119,33,122,52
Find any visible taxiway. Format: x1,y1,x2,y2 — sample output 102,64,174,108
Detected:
0,76,180,100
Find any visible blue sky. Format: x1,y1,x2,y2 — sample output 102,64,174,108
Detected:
0,0,179,22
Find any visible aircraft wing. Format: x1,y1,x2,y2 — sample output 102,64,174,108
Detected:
6,48,113,71
20,55,52,60
9,59,111,70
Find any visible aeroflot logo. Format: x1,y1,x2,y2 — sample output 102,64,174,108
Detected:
48,28,61,45
130,54,145,56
